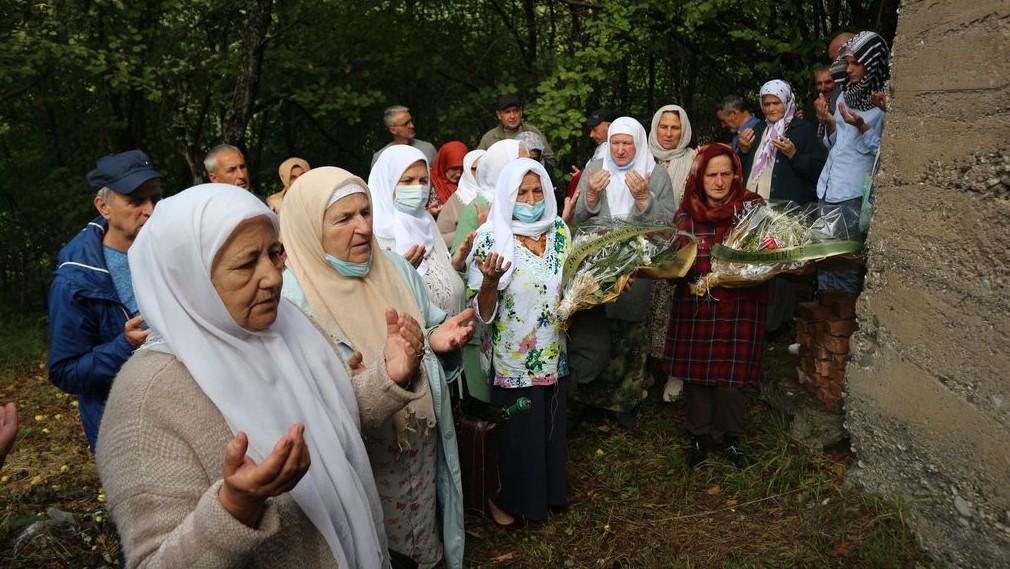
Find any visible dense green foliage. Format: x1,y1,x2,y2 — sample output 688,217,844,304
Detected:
0,0,896,310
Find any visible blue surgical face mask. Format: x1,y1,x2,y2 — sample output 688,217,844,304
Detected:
393,184,430,214
513,200,546,223
326,251,372,278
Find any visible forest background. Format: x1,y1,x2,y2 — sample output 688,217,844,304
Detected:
0,0,897,314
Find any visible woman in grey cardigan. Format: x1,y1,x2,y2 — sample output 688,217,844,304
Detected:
569,116,675,426
97,184,425,568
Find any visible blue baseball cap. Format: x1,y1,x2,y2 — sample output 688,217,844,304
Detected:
86,150,160,194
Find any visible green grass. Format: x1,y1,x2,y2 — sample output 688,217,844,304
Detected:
0,314,941,568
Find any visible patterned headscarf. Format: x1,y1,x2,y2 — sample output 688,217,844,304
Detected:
832,31,891,112
682,144,762,241
747,79,795,188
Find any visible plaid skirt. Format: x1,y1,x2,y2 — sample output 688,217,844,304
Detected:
661,285,768,388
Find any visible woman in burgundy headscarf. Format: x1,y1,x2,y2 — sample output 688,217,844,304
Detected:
662,143,766,469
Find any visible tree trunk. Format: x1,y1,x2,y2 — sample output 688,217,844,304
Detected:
222,0,274,146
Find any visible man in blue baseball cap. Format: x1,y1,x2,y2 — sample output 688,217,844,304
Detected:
48,149,162,451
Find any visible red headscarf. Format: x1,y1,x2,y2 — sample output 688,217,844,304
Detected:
680,143,762,241
431,141,468,204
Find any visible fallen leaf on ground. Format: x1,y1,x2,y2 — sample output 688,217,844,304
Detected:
725,499,738,507
831,540,852,556
706,485,721,495
491,552,515,563
597,424,611,433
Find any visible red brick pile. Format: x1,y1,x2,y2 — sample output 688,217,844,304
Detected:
795,290,858,413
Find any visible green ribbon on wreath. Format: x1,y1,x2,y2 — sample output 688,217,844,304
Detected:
562,224,672,285
711,240,863,264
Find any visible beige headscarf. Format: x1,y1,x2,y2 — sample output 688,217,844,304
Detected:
280,166,435,442
278,157,312,192
648,105,696,203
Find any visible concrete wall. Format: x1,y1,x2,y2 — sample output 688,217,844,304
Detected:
845,1,1010,567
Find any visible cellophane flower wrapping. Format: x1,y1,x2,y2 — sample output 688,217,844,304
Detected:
557,218,696,321
692,201,853,295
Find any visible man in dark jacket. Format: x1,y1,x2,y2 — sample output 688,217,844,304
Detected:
48,150,161,450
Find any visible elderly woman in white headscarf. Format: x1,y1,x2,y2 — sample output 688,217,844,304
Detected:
648,105,697,207
739,79,825,204
437,149,485,248
451,139,527,253
739,80,826,335
467,157,571,527
646,105,697,400
97,184,394,568
279,167,473,569
569,116,675,426
368,145,470,316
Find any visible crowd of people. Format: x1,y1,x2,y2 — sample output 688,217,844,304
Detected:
20,29,891,569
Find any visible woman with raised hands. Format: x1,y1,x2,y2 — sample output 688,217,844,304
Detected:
468,158,572,527
280,167,472,569
97,184,389,568
368,145,469,316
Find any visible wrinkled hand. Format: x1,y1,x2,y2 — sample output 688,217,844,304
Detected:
626,171,650,209
738,128,756,154
402,244,426,268
383,308,423,386
838,100,867,133
429,308,476,353
452,232,475,272
0,402,18,468
562,187,581,225
475,202,490,225
770,136,797,159
346,351,366,376
586,169,610,208
124,315,149,348
569,165,582,177
478,252,512,288
220,424,310,528
815,94,832,122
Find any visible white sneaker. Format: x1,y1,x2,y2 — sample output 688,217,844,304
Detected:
787,343,801,356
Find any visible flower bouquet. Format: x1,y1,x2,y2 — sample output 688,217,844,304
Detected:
557,218,697,321
691,201,863,296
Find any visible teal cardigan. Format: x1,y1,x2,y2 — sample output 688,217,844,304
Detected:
281,250,465,569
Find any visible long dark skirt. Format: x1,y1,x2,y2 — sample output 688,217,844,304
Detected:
683,383,751,445
491,380,568,521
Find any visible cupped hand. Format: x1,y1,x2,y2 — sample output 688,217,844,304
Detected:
738,128,756,153
124,315,149,348
220,424,311,528
429,308,476,353
402,244,426,268
452,232,476,272
626,171,650,208
383,308,423,385
478,252,512,288
770,136,797,159
562,187,581,225
838,100,867,132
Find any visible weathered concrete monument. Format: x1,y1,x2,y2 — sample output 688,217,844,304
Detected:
845,1,1010,567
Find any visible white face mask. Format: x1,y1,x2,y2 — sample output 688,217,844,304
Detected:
393,184,430,213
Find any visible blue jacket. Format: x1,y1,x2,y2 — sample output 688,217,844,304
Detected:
48,217,134,451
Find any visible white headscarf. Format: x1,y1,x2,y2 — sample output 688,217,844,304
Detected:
129,184,387,569
468,158,558,290
602,116,656,216
367,145,437,275
648,105,696,199
454,149,486,205
748,79,796,187
476,139,523,202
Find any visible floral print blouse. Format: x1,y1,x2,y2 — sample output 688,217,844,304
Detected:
470,218,571,388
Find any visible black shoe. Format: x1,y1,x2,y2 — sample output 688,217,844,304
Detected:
723,436,750,469
686,435,708,468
